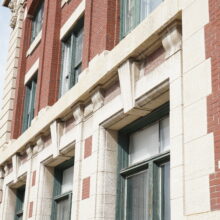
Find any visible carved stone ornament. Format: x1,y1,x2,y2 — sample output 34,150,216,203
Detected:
8,0,18,29
26,145,33,160
3,164,9,176
161,21,182,59
73,103,84,124
91,86,104,112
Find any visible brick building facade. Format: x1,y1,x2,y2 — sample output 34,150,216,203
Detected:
0,0,220,219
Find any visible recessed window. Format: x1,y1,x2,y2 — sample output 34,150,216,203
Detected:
59,18,84,97
121,0,163,38
31,1,44,43
51,158,74,220
117,103,170,220
15,186,26,220
22,74,37,132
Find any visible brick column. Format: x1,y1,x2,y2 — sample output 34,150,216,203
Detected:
36,0,62,112
82,0,120,68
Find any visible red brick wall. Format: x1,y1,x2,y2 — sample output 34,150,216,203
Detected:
206,0,220,211
84,136,92,158
11,0,120,138
11,16,32,138
28,201,33,218
82,0,120,68
61,0,82,26
35,0,62,111
82,177,90,200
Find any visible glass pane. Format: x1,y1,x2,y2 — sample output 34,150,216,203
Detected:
61,38,72,95
126,170,148,220
140,0,149,21
129,122,159,165
148,0,163,13
61,166,74,194
124,0,136,34
56,197,70,220
74,28,83,67
160,117,170,152
161,162,170,220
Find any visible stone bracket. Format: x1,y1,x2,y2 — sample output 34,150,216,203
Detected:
118,60,140,115
161,21,182,59
73,103,84,125
90,86,104,112
50,120,63,158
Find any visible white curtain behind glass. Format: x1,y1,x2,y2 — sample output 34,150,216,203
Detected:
129,123,159,165
129,117,170,165
61,166,74,194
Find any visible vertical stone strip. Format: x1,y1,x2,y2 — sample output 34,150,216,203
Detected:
71,103,84,219
0,3,25,145
206,0,220,211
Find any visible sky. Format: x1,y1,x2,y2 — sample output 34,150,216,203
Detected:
0,1,11,109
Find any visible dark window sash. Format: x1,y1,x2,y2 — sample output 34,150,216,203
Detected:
51,158,74,220
31,1,44,43
22,75,37,132
116,103,170,220
59,18,84,97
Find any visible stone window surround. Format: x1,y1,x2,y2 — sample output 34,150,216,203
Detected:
26,30,42,57
24,58,39,85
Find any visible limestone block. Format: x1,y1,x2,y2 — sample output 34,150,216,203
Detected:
184,133,214,180
184,98,207,143
183,59,211,106
182,0,209,40
170,77,182,110
185,175,210,215
182,29,205,73
170,135,183,168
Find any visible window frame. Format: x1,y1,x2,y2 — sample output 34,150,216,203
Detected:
14,185,26,220
120,0,164,38
116,102,170,220
22,74,38,133
51,158,74,220
31,0,44,43
59,17,84,97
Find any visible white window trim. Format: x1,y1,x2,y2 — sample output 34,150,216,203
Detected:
26,30,42,57
60,0,85,40
24,58,39,85
61,0,71,8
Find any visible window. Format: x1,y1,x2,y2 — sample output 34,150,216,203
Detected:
116,103,170,220
31,1,44,43
59,18,84,97
22,74,37,132
51,158,74,220
15,186,26,220
121,0,163,38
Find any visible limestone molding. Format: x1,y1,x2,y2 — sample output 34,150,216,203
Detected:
161,21,182,59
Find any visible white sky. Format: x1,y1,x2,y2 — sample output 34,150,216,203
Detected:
0,1,11,109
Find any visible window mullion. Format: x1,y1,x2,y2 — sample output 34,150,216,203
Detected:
153,162,160,220
148,161,154,220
